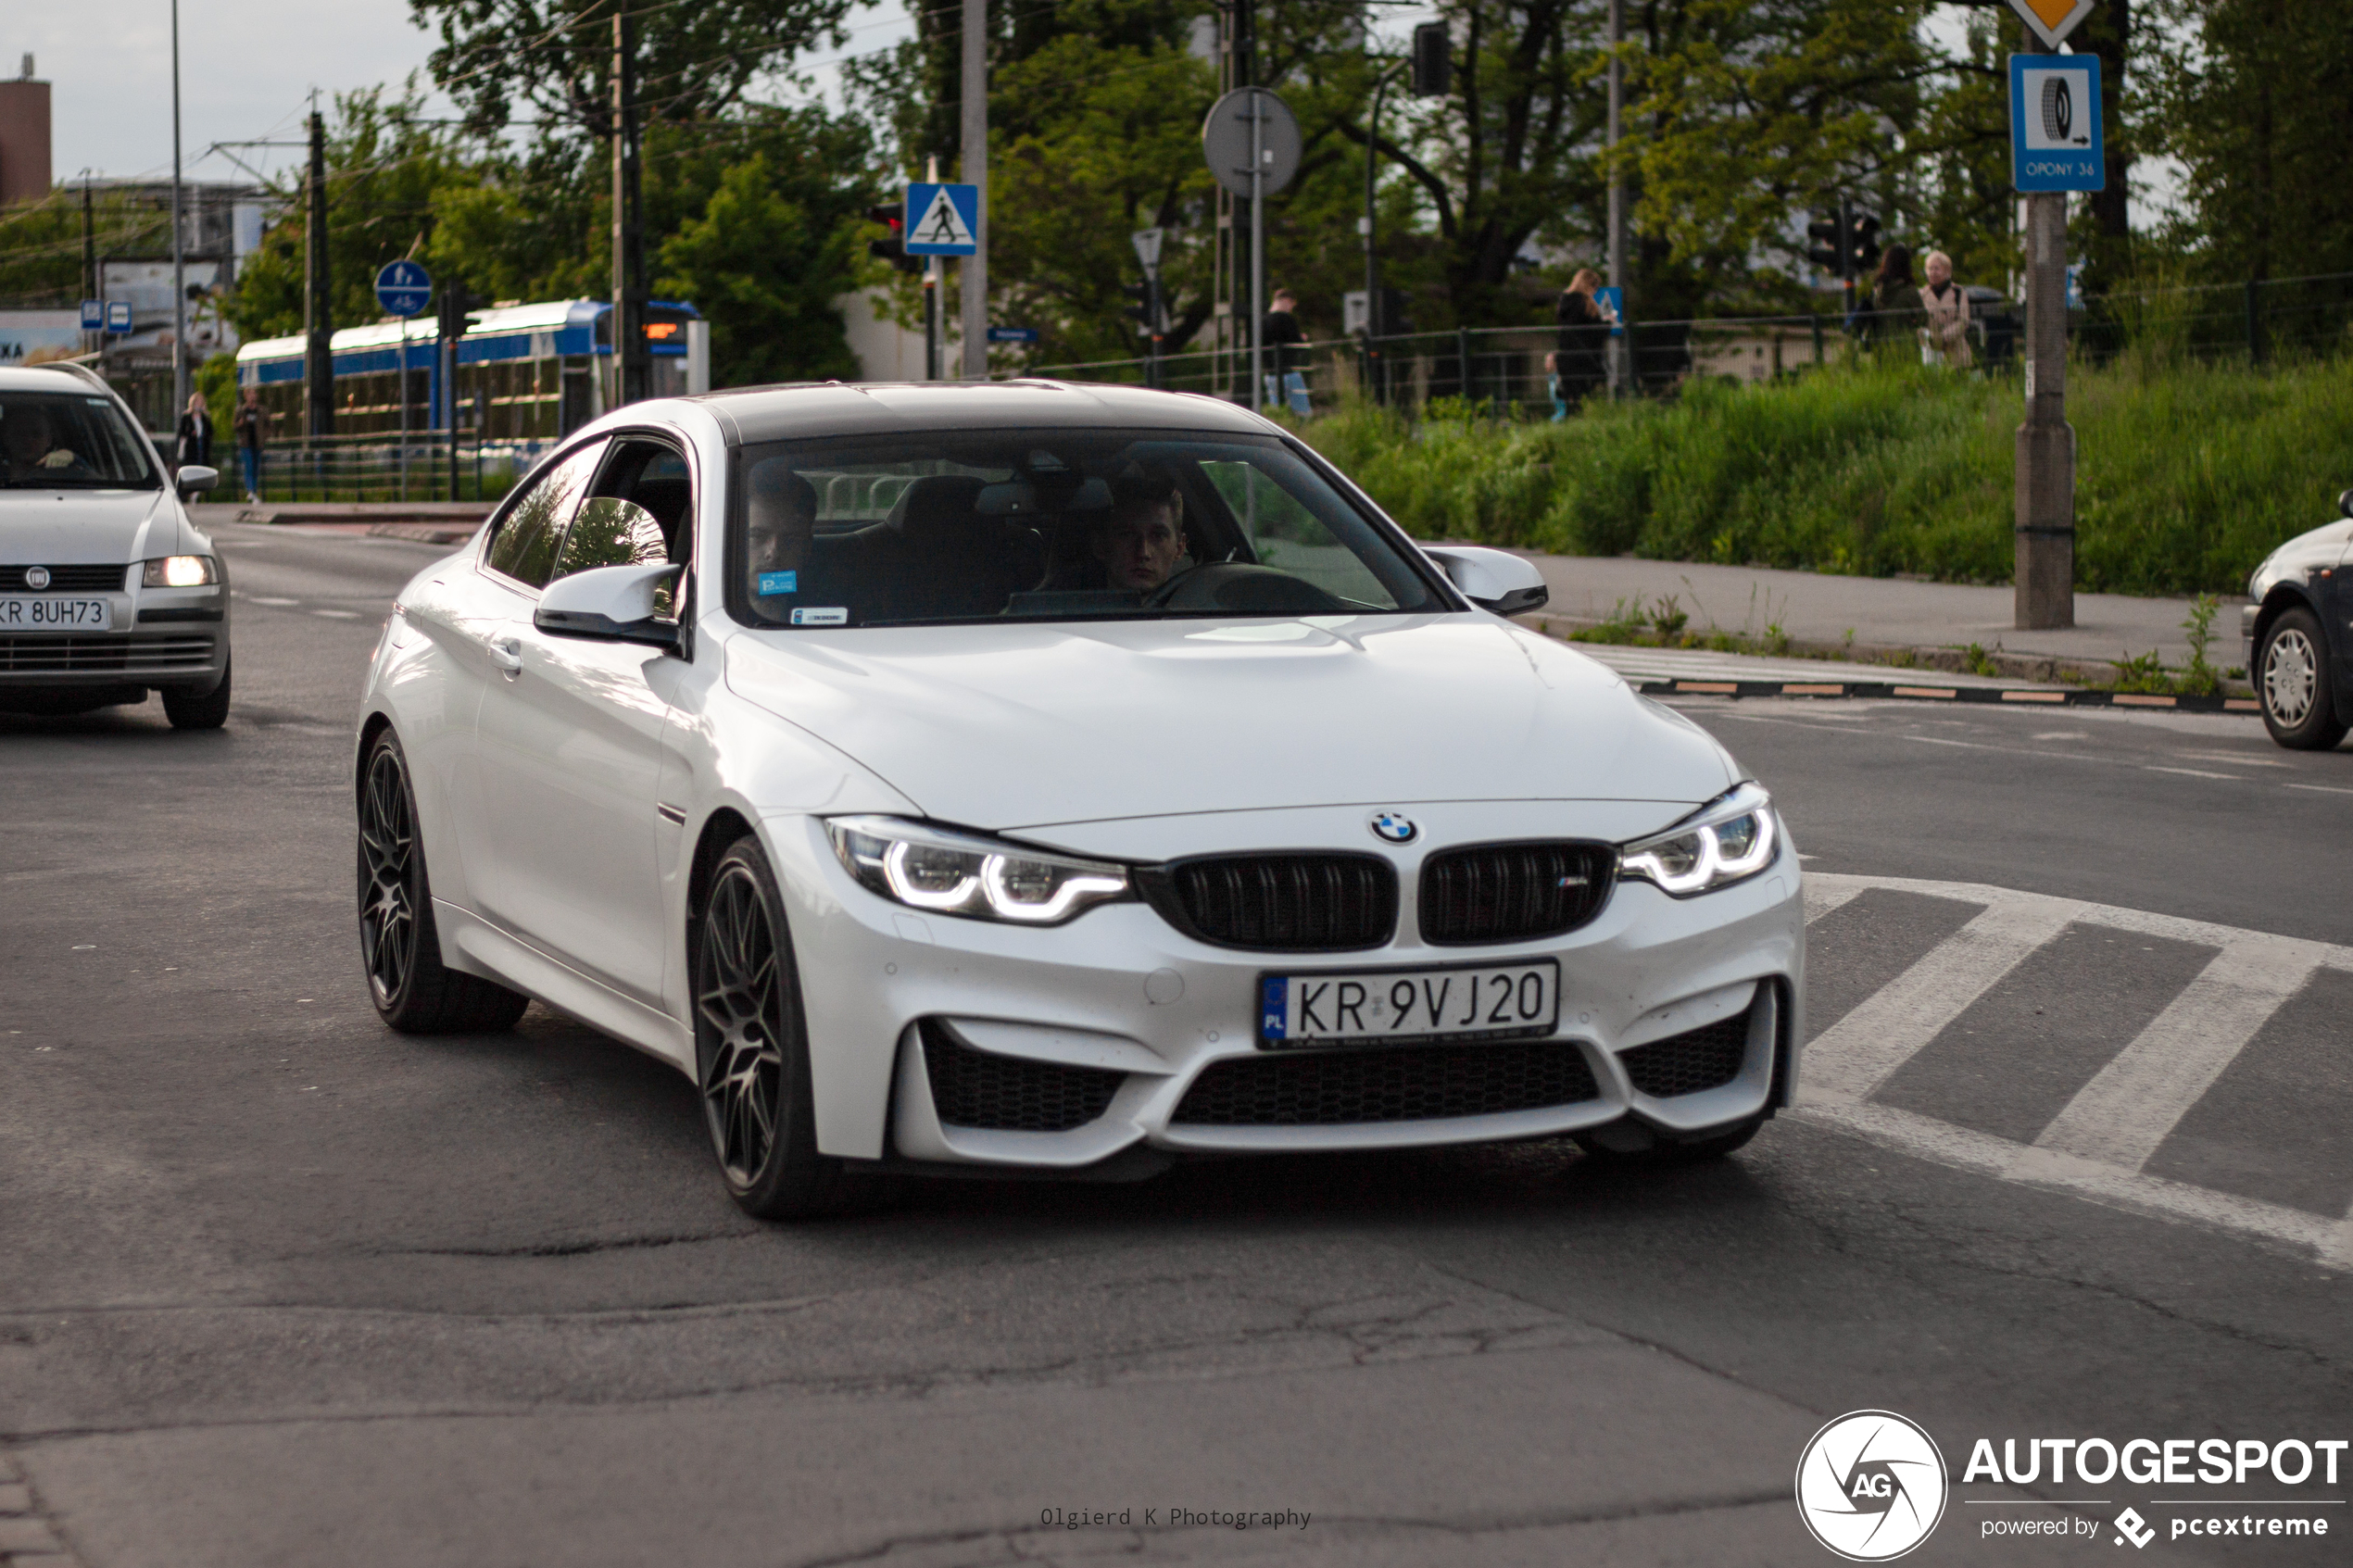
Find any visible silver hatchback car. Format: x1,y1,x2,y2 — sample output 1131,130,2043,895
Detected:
0,363,233,726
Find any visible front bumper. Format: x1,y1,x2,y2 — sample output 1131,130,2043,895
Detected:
769,804,1806,1170
0,585,229,697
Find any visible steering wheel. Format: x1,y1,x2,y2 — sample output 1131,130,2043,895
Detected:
1141,563,1345,615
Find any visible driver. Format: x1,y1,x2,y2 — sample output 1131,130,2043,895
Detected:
745,458,824,604
2,404,87,483
1090,475,1188,593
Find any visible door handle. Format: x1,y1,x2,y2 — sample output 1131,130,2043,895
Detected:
488,635,523,673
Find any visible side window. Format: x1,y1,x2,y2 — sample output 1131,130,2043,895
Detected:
484,440,605,589
582,440,693,559
552,497,669,578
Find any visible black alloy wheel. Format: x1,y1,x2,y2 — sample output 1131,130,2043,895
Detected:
692,835,862,1219
2257,607,2349,750
357,729,530,1034
162,655,232,730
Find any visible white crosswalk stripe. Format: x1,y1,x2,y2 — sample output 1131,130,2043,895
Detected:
1793,873,2353,1268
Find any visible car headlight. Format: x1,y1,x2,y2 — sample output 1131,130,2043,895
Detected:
825,815,1133,926
143,555,218,587
1617,783,1780,897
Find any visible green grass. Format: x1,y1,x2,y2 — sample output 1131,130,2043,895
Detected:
1296,355,2353,596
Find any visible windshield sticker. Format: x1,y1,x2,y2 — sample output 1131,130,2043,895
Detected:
789,607,848,626
756,570,798,596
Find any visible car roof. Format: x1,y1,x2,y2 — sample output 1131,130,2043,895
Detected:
689,380,1281,446
0,363,114,395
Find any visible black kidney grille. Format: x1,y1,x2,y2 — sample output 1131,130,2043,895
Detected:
1153,854,1396,951
1173,1040,1599,1126
922,1023,1124,1133
10,564,128,592
1419,841,1616,946
1618,1007,1752,1098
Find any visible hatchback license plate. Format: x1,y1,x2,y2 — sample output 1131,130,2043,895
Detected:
1259,960,1559,1049
0,596,111,631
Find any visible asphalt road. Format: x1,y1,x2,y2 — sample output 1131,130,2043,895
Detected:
3,525,2348,1568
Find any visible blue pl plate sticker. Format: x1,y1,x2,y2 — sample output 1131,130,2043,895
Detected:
790,607,848,626
756,570,798,596
1262,976,1288,1041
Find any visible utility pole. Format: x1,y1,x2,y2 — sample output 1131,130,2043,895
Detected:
304,97,333,437
170,0,187,421
1604,0,1628,397
80,174,95,357
610,5,649,408
959,0,988,380
924,156,942,381
2015,190,2073,628
1234,0,1254,405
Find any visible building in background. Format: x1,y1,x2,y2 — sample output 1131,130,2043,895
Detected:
0,55,51,207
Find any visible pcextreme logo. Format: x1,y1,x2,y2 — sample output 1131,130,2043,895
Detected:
1796,1411,1950,1561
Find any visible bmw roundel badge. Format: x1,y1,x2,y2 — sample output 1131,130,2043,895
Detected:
1368,810,1417,845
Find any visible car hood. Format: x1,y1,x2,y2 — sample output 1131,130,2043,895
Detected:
724,613,1740,831
0,488,180,564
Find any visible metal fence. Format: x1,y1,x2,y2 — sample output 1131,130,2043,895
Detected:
1023,270,2353,422
235,433,553,505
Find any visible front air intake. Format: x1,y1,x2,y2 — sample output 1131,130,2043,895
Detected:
1418,840,1616,946
1172,1040,1600,1126
920,1022,1124,1133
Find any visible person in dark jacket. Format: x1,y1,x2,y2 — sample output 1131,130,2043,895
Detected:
175,393,213,475
1860,245,1923,350
233,388,267,502
1262,289,1310,413
1544,268,1609,419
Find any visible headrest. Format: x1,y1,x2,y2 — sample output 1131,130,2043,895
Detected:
884,473,988,545
746,458,817,535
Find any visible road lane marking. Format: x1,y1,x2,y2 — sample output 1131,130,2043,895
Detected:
312,609,361,620
2146,766,2243,781
2033,939,2326,1172
247,596,299,606
1792,1098,2345,1262
1802,896,2083,1103
1803,874,2353,1266
2287,783,2353,797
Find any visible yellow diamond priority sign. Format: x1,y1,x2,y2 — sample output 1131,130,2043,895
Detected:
2004,0,2096,50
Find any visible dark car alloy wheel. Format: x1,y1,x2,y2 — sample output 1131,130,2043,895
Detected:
691,836,865,1218
696,860,786,1187
359,739,420,1008
355,730,530,1034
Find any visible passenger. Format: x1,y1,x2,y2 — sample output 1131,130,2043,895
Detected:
743,458,830,614
1090,476,1189,594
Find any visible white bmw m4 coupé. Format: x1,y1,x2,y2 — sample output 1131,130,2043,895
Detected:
356,382,1805,1216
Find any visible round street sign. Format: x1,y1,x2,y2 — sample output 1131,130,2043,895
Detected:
374,259,433,319
1202,88,1301,199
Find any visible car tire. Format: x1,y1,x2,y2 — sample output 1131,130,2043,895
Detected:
359,728,531,1034
1577,1113,1767,1166
693,834,865,1220
163,657,233,730
2256,607,2348,750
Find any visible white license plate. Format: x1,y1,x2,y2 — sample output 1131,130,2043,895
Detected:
0,596,112,632
1259,960,1559,1048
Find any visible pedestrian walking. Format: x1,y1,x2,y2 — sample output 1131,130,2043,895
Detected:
176,391,214,475
233,387,267,503
1544,269,1609,420
1860,245,1923,352
1919,250,1972,369
1262,289,1311,416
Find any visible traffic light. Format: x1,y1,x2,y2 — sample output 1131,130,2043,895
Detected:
435,284,476,343
1806,212,1846,279
865,203,923,275
1121,282,1161,336
1847,212,1883,279
1411,21,1451,97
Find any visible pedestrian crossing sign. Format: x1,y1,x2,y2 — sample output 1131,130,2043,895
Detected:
904,182,980,256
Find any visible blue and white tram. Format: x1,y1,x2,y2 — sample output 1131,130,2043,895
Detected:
235,298,705,448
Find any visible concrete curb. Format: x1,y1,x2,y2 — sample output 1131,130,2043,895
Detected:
1523,611,2253,699
1636,674,2261,714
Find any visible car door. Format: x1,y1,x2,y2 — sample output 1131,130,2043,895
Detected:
472,434,687,1006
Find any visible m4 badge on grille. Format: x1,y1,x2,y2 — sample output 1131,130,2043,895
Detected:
1367,810,1417,844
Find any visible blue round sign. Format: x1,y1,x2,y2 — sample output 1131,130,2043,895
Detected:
374,259,433,318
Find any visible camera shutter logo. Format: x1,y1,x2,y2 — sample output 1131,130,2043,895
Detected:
1794,1411,1948,1561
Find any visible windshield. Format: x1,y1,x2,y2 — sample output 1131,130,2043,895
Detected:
727,429,1444,629
0,389,159,490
